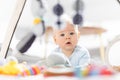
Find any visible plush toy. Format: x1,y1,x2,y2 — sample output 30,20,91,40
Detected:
0,56,23,75
16,0,48,53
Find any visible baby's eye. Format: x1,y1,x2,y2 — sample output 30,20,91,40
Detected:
60,33,65,36
70,32,75,35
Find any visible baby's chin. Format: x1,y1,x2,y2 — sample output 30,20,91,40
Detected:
64,46,75,51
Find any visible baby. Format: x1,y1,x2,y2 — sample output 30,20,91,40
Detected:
47,21,90,68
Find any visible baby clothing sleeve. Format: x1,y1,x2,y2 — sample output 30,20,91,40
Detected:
50,46,90,68
69,46,90,68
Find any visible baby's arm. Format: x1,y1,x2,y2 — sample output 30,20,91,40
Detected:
78,51,91,67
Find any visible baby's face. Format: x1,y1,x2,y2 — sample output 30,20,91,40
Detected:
54,23,80,51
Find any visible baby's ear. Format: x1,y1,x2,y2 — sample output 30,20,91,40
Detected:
53,36,57,44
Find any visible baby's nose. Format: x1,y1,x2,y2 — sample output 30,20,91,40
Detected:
66,35,70,39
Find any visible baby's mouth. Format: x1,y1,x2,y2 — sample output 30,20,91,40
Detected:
66,42,71,44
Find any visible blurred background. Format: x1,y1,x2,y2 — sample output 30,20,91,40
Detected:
0,0,120,64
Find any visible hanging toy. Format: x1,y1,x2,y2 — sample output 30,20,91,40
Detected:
16,0,47,53
73,13,83,25
73,0,84,26
16,17,45,53
53,0,64,29
31,0,48,17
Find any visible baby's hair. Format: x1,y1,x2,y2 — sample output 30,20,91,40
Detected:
53,14,80,36
53,21,80,37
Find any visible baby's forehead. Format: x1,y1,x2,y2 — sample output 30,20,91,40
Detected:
55,26,75,33
60,28,75,32
53,22,77,34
